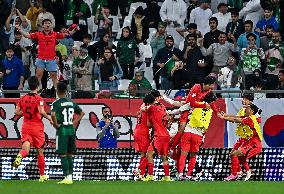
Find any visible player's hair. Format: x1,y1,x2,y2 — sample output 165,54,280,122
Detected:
150,90,161,98
203,91,217,103
250,104,261,115
143,93,155,105
28,76,39,90
242,93,254,102
42,18,52,25
203,76,216,85
57,81,67,94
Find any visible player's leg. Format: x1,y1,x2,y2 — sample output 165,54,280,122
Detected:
65,134,77,182
178,150,188,179
157,136,172,181
142,149,155,181
160,155,173,181
170,112,188,149
13,141,30,168
37,148,48,182
224,149,244,181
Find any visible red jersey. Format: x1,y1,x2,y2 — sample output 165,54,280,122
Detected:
134,110,150,136
241,117,258,137
17,93,44,125
30,31,65,60
185,84,218,112
148,102,169,137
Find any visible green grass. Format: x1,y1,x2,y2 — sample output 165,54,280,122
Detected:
1,180,284,194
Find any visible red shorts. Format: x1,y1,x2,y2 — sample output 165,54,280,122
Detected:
21,124,44,149
238,136,262,159
134,134,150,153
233,138,246,150
148,136,170,156
180,132,203,153
179,111,189,123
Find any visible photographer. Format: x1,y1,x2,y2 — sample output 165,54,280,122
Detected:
96,107,120,149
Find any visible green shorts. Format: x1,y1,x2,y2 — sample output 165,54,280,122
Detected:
55,134,76,154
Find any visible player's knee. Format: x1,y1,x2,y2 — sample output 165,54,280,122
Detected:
190,152,197,157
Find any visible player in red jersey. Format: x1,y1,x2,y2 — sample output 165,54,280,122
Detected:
220,104,263,181
143,90,172,181
13,76,53,182
133,101,151,180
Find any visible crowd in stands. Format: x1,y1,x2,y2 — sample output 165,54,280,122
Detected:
0,0,283,99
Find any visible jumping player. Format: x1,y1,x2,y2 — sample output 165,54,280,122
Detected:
51,82,85,184
13,76,53,182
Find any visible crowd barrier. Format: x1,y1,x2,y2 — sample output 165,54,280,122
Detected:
0,148,283,181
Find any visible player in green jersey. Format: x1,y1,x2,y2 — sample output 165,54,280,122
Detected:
51,82,85,184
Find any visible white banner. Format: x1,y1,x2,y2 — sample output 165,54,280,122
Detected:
225,98,284,148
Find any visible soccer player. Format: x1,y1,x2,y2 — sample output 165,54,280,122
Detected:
16,19,77,90
13,76,53,182
143,90,172,181
220,104,262,181
178,91,217,180
51,82,85,184
133,101,151,180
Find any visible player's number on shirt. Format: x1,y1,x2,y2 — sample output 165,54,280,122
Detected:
62,108,74,125
25,107,32,119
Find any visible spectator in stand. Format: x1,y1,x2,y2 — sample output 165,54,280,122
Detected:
96,107,120,149
237,20,260,53
72,45,94,91
240,33,265,89
255,6,278,36
93,32,116,62
169,60,189,89
16,18,77,91
250,79,266,99
212,3,231,33
144,0,162,29
117,26,139,80
0,46,24,98
95,6,112,41
0,0,11,52
81,34,96,62
150,22,167,90
177,23,202,50
200,32,238,74
55,40,68,60
153,35,183,90
203,17,222,49
131,6,149,44
63,45,80,88
218,56,241,98
239,0,264,29
64,0,91,41
36,3,55,32
91,0,108,16
183,33,208,88
260,25,274,52
94,47,123,90
186,0,198,23
226,9,244,42
107,0,128,21
274,70,284,98
128,71,152,97
26,0,42,32
265,31,284,90
160,0,187,29
59,26,74,55
5,8,31,44
189,0,212,37
46,0,65,31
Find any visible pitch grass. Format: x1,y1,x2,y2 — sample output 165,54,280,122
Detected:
1,180,284,194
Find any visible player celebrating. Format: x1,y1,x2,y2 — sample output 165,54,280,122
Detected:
143,90,172,181
220,104,262,181
16,19,78,90
178,92,217,180
133,101,151,180
51,82,85,184
13,76,53,182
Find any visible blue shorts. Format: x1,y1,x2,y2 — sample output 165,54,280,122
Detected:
35,58,57,72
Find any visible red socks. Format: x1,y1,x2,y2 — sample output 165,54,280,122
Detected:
239,156,250,172
178,154,187,174
138,157,148,175
148,163,154,176
231,156,240,176
163,164,170,176
37,155,45,176
171,132,183,149
186,155,196,176
19,150,28,158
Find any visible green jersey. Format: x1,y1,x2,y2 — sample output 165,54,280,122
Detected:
51,97,82,135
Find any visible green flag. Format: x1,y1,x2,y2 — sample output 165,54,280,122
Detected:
165,58,175,74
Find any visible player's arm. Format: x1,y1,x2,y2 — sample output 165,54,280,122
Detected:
38,102,53,124
51,111,60,129
219,113,242,123
15,105,23,116
162,95,184,107
73,103,85,127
